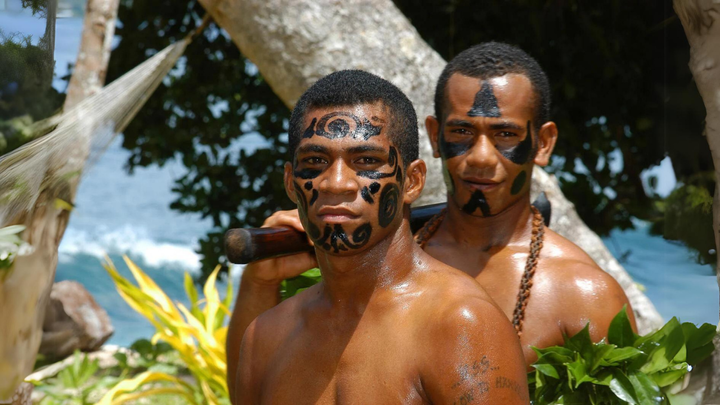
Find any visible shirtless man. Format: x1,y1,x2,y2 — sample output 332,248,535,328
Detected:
233,70,528,404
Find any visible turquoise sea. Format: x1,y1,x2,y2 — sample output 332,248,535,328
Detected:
2,9,718,346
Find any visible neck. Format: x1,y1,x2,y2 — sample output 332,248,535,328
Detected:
440,193,533,250
314,218,419,315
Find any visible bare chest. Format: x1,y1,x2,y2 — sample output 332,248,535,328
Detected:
256,318,427,405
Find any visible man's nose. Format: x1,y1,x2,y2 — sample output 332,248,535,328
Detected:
465,135,499,169
317,160,359,196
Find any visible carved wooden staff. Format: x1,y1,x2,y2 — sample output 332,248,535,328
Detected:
225,193,550,264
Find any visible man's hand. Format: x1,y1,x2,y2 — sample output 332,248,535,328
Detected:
242,209,318,286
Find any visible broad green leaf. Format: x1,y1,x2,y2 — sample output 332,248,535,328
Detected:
565,324,594,364
609,369,637,403
640,318,685,374
683,323,717,365
602,346,643,365
566,360,588,389
651,364,687,387
608,305,637,347
629,370,665,405
533,363,560,379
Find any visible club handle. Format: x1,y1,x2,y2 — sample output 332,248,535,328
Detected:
224,227,312,265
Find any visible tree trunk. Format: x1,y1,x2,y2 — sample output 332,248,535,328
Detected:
673,1,720,402
197,0,664,333
64,0,120,110
0,0,119,402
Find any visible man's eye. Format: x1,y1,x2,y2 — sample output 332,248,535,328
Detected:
304,157,326,165
451,128,471,135
497,131,517,138
357,157,379,165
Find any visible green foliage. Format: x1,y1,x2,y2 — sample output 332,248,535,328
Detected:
31,351,122,405
280,268,322,300
0,27,65,155
107,0,292,280
650,172,715,265
529,307,716,404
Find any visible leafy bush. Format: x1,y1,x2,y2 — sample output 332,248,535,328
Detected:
31,351,122,405
529,307,716,404
99,256,232,404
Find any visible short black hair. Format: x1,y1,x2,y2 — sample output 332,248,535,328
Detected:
434,42,551,129
289,70,419,166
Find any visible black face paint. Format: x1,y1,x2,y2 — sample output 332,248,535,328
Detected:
294,181,310,220
510,170,527,196
360,181,382,204
369,182,380,194
360,187,374,204
462,190,491,216
467,80,501,118
439,133,472,159
378,183,400,228
303,112,382,141
314,223,372,253
309,189,319,206
294,168,322,179
357,146,402,182
498,121,533,164
304,181,313,190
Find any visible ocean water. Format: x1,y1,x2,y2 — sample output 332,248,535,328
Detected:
3,10,718,347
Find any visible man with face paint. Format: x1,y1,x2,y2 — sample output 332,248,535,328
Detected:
417,42,638,366
231,70,528,404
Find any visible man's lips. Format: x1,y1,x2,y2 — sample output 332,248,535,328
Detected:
316,207,360,223
461,177,502,191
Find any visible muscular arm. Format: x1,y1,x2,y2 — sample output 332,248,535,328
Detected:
421,298,529,404
227,273,280,404
226,210,317,404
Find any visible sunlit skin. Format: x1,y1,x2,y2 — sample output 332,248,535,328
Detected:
232,103,529,404
424,73,638,366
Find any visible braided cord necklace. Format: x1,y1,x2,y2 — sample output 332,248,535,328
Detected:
413,205,545,337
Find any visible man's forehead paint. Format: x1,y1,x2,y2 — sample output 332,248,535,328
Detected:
303,111,382,141
467,80,501,118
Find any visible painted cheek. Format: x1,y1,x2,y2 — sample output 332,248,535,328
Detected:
510,170,528,196
497,120,534,165
439,134,471,159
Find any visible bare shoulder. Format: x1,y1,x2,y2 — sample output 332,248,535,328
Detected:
537,228,636,336
539,228,625,296
415,261,529,404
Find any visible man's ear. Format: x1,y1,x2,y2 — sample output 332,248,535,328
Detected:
403,159,427,205
534,121,558,167
284,162,298,203
425,115,441,158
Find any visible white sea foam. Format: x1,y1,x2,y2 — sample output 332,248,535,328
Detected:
59,225,202,274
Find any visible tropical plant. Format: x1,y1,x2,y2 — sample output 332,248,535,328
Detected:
529,307,716,404
99,256,232,404
31,351,122,405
